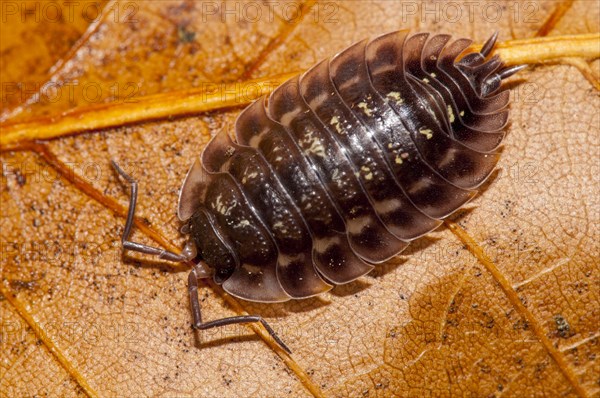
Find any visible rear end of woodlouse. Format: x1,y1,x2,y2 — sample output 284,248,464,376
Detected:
114,30,524,352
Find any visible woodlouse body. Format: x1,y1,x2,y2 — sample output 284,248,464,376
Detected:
177,30,522,303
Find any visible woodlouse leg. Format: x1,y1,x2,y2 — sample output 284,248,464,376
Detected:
188,266,292,354
111,160,192,262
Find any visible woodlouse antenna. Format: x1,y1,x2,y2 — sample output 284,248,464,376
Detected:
111,160,191,262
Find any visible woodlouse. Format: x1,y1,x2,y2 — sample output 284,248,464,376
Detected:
113,30,524,353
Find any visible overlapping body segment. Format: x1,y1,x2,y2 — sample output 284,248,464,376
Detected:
177,30,522,302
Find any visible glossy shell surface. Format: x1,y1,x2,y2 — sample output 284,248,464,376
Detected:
178,30,517,302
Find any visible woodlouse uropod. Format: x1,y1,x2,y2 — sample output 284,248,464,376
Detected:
112,30,525,353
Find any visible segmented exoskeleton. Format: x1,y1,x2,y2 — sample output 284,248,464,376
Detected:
114,30,524,352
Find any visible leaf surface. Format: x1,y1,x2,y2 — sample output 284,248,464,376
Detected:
0,0,110,119
1,1,598,397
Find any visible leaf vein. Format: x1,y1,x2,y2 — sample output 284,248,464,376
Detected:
446,220,589,398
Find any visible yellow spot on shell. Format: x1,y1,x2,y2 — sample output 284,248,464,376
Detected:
386,91,404,106
224,146,235,157
214,194,235,216
331,168,341,181
361,165,373,181
447,105,455,123
459,110,465,117
358,101,372,116
395,155,403,164
422,78,430,84
273,221,285,232
330,115,343,134
419,128,433,139
242,171,258,184
302,131,326,158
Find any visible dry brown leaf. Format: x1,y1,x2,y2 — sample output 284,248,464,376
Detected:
1,1,599,397
0,0,110,119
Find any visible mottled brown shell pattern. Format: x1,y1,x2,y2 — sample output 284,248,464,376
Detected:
177,30,522,303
